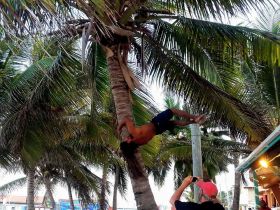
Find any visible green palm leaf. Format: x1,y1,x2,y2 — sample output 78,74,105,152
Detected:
140,33,271,143
0,0,114,36
153,0,274,18
157,134,251,187
0,147,16,169
0,177,27,195
240,7,280,127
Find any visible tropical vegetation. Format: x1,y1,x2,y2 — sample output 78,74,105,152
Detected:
0,0,280,210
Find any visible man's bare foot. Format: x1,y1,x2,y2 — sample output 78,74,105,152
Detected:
194,115,207,124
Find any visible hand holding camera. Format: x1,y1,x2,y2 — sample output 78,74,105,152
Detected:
192,176,198,182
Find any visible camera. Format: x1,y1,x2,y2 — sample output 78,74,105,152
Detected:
192,177,198,182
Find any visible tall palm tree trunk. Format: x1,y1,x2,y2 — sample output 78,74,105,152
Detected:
100,166,108,210
66,179,75,210
231,154,241,210
44,177,56,209
112,165,120,210
107,45,157,210
27,168,35,210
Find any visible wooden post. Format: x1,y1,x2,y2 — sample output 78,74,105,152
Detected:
191,124,203,202
271,184,280,203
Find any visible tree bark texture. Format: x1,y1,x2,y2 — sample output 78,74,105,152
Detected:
100,166,108,210
112,166,120,210
232,155,241,210
44,177,56,209
107,45,157,210
27,168,35,210
66,179,75,210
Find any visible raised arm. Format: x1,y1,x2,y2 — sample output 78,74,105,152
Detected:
169,176,193,208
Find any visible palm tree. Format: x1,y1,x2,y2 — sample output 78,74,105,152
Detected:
87,42,161,209
232,151,241,210
0,34,158,210
230,6,280,210
1,1,280,208
112,163,127,210
26,168,36,210
65,178,75,210
242,6,280,129
0,36,105,209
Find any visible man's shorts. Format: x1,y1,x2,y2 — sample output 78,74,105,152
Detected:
151,109,174,134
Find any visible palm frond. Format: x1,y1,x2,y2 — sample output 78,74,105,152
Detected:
149,17,280,82
65,164,102,205
149,159,172,187
1,38,89,156
173,159,193,188
0,147,15,169
153,0,274,18
36,142,104,205
131,89,158,125
239,6,280,127
0,0,114,37
159,139,193,161
86,42,110,107
157,134,251,186
113,164,128,197
0,176,27,195
140,136,162,168
202,136,252,155
141,32,271,143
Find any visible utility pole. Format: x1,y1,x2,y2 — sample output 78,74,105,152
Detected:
191,123,203,202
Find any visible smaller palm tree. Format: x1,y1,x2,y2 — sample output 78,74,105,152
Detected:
150,127,251,190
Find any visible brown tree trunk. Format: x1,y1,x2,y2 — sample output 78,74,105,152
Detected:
112,165,120,210
231,154,241,210
100,165,108,210
27,168,35,210
107,45,157,210
66,179,75,210
44,177,56,209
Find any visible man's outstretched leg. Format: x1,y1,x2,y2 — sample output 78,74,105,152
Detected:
170,108,206,124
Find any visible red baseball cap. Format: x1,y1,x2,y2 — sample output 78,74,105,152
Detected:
196,180,218,198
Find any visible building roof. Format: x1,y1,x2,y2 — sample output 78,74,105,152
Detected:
236,125,280,173
0,195,44,204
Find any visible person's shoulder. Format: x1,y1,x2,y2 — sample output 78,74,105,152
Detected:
201,201,225,210
213,202,225,210
175,200,200,210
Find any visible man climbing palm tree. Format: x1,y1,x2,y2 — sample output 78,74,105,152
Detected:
118,108,206,145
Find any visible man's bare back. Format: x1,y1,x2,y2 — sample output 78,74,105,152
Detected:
118,121,156,145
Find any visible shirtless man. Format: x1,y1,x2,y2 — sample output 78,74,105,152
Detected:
118,108,206,145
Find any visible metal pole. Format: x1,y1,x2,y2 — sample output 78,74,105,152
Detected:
191,124,203,203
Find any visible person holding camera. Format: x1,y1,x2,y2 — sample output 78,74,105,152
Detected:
169,176,225,210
